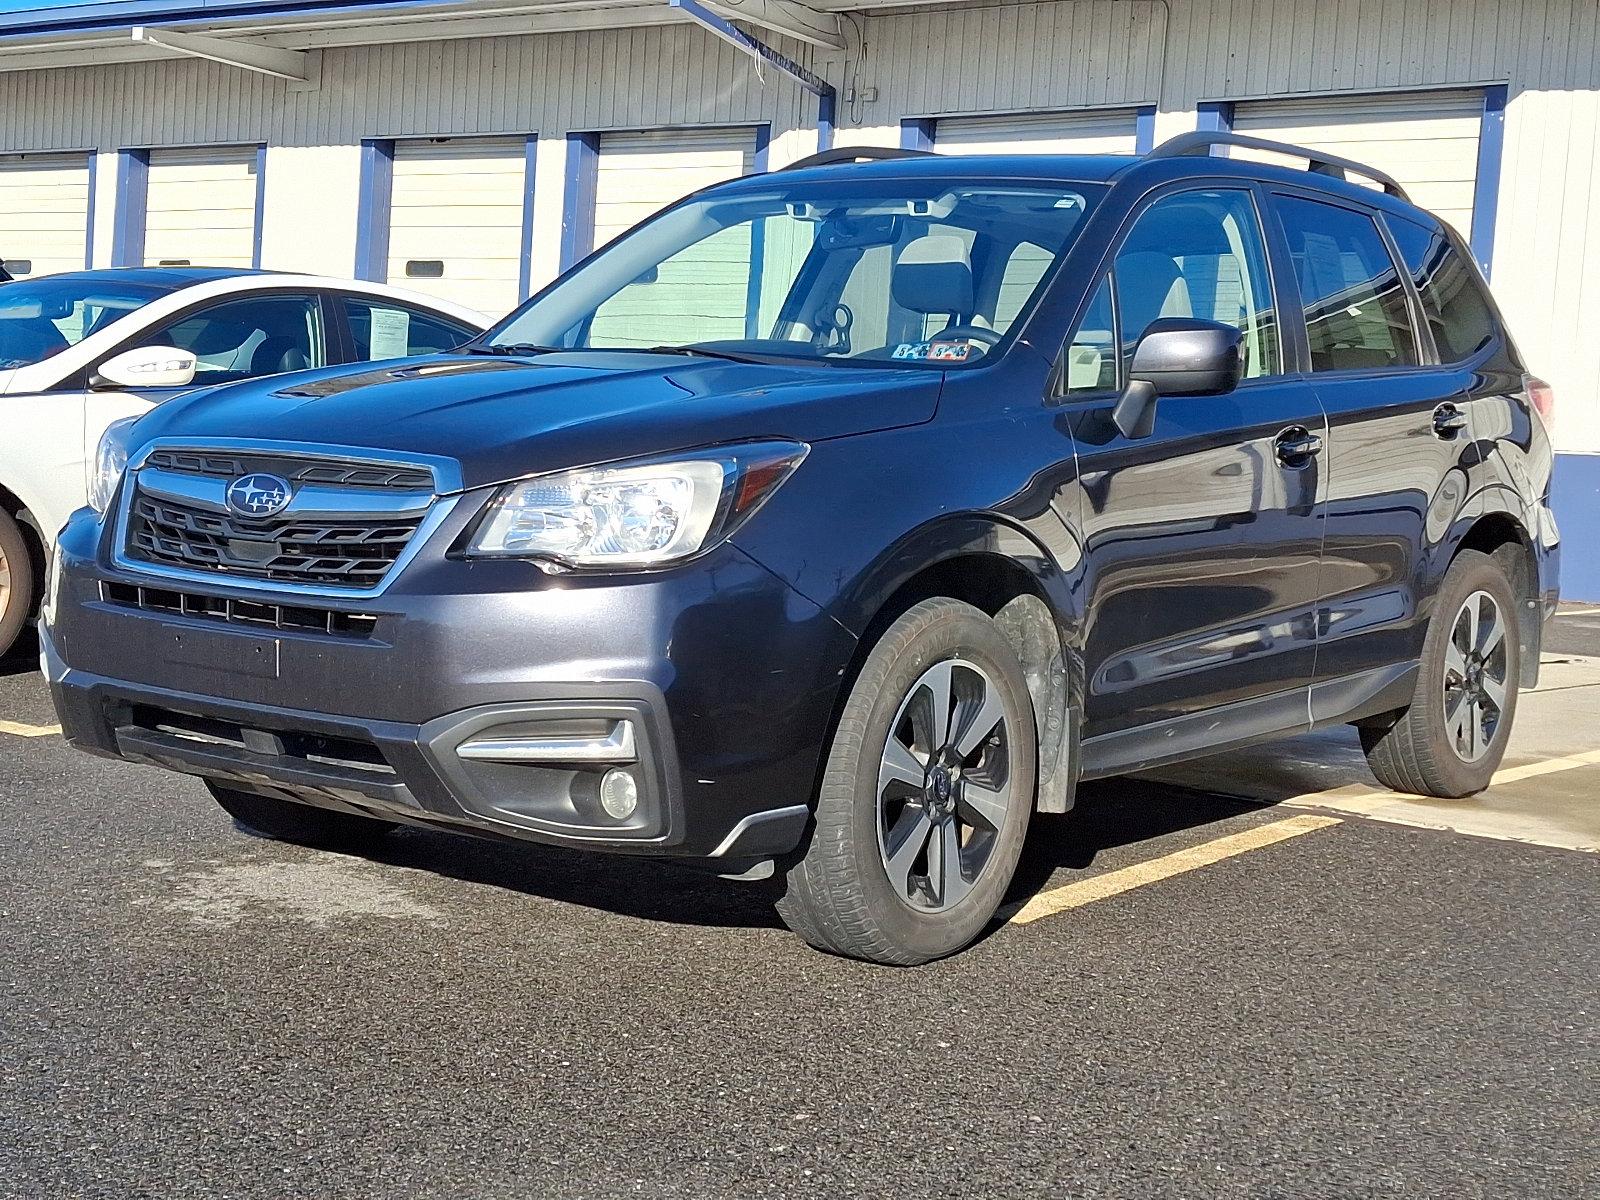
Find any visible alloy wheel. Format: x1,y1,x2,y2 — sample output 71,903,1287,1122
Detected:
875,658,1013,912
1441,589,1509,764
0,542,10,626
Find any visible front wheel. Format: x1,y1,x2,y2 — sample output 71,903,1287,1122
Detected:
0,510,35,661
777,598,1037,965
1360,549,1521,798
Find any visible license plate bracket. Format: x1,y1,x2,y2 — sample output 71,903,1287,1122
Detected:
161,623,281,680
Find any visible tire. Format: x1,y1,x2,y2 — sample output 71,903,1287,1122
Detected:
1359,549,1521,798
207,782,397,850
777,598,1037,965
0,509,35,661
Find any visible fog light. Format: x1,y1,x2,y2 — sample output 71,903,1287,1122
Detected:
599,769,639,820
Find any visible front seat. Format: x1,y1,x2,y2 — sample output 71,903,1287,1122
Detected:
248,336,311,376
1114,250,1193,349
891,234,976,332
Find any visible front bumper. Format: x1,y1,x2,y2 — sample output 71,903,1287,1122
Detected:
45,506,855,862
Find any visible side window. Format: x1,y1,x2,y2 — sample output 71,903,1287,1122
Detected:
146,294,325,385
1062,274,1116,394
1112,189,1280,379
1274,196,1418,372
993,240,1055,329
343,298,475,360
1386,219,1497,363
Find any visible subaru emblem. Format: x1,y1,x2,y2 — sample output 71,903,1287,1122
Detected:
225,473,293,518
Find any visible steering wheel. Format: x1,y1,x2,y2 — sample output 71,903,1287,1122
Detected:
936,324,1003,348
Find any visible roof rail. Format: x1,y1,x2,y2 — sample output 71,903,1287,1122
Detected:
1146,131,1411,202
781,146,934,171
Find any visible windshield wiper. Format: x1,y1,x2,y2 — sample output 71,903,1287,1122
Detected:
456,342,564,357
636,345,770,364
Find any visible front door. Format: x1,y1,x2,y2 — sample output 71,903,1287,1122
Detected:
1060,186,1327,753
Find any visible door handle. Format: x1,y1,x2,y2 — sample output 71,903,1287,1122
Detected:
1274,425,1323,467
1433,403,1469,437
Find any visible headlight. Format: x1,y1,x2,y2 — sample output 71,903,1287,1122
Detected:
467,442,808,568
88,415,141,515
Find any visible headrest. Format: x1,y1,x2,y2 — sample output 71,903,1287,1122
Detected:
1115,251,1191,343
892,235,974,317
176,320,250,356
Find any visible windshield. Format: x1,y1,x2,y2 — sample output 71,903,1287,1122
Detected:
484,179,1103,366
0,277,163,369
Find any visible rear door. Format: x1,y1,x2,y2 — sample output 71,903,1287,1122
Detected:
1065,185,1327,752
1265,189,1471,704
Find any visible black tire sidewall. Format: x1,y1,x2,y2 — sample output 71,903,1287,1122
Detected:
825,601,1037,961
0,511,34,659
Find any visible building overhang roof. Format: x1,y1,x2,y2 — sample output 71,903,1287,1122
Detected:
0,0,917,76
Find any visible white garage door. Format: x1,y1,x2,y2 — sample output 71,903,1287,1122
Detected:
593,128,756,249
1232,91,1484,238
144,146,259,269
935,109,1140,155
388,137,527,317
0,153,91,278
586,128,758,347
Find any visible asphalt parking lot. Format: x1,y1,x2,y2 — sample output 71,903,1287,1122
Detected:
2,614,1597,1199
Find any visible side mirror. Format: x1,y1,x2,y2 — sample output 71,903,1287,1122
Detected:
1112,319,1245,440
92,345,198,390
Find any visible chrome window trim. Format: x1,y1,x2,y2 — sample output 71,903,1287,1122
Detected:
111,437,464,600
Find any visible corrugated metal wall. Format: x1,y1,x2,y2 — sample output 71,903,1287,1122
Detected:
0,22,818,149
0,0,1595,454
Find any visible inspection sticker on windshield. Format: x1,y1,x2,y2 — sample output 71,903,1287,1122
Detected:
892,341,973,362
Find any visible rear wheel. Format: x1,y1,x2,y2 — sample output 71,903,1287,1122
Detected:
1360,549,1521,798
0,510,35,661
207,782,397,850
777,598,1036,965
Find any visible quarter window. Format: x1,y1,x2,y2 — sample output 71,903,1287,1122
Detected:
1274,196,1418,371
1112,189,1281,379
342,298,476,360
1386,219,1497,363
145,294,325,385
1061,274,1116,394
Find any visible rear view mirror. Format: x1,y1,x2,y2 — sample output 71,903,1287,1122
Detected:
1112,319,1244,440
93,345,198,390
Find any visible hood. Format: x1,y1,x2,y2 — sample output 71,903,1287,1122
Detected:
129,351,942,490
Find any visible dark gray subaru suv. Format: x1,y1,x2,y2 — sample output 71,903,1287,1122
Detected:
44,135,1559,964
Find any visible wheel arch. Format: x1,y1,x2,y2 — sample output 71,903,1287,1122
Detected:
823,514,1085,814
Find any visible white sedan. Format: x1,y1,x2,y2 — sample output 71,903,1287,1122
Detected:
0,267,487,656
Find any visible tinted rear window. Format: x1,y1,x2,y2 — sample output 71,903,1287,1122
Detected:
1274,195,1418,373
1387,218,1498,363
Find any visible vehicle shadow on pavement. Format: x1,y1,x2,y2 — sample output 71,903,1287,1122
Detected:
1005,777,1264,906
304,774,1265,936
1,628,38,678
329,821,796,931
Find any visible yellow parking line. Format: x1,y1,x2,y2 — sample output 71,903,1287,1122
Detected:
0,719,61,738
1559,606,1600,617
1283,748,1600,813
1490,749,1600,784
1006,813,1343,925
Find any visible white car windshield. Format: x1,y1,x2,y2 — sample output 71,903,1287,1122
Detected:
481,180,1103,367
0,278,162,369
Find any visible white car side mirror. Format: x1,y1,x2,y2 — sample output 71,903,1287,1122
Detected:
93,345,198,390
